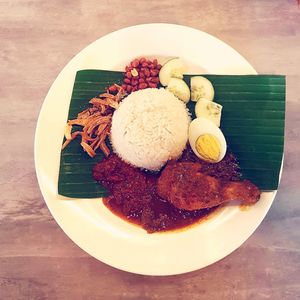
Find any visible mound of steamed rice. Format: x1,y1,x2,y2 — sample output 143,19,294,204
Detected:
110,88,190,171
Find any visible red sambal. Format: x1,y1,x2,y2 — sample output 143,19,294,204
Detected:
93,147,241,233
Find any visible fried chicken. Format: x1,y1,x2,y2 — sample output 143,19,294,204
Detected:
157,161,261,210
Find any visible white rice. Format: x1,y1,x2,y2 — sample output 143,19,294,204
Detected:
110,88,190,171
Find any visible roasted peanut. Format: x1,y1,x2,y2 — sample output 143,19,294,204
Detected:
123,58,161,94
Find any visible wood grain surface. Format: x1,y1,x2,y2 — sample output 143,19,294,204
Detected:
1,0,300,299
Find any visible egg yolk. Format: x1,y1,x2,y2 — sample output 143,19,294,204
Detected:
195,134,221,163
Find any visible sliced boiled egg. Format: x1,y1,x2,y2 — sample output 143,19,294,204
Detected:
189,117,227,163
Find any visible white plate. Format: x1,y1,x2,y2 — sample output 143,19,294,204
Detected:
35,23,279,276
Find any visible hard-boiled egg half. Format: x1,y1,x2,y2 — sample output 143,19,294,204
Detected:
189,117,227,163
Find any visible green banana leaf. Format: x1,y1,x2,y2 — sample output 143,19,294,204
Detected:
58,70,285,198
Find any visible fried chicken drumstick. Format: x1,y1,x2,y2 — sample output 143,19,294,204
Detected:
157,161,261,210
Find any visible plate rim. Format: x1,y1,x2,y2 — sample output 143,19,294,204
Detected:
34,23,280,276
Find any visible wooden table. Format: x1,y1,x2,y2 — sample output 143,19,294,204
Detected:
1,1,300,299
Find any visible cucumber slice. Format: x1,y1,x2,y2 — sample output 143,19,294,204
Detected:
166,78,190,103
191,76,215,101
195,98,222,127
159,58,185,86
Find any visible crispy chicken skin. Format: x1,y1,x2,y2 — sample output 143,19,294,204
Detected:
157,161,261,210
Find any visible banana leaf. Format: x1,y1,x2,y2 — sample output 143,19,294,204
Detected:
58,70,285,198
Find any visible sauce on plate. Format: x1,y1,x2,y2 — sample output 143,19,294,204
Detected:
93,147,241,233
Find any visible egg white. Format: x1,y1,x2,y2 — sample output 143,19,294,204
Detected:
188,117,227,163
